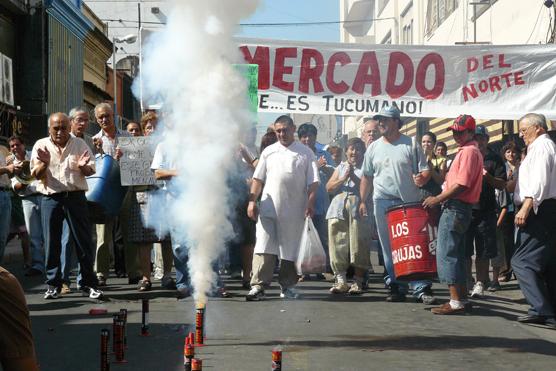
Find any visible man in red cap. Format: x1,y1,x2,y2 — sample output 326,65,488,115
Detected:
423,115,483,314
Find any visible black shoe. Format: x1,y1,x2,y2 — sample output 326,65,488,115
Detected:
545,318,556,329
315,273,326,281
128,276,140,285
97,276,107,287
25,268,43,277
386,290,406,302
176,286,191,299
517,314,548,324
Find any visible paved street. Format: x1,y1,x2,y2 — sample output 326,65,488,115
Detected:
2,242,556,371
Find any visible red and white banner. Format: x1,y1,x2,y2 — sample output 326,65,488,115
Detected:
238,38,556,119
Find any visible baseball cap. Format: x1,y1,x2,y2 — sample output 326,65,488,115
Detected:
372,106,401,121
448,114,476,132
475,124,489,138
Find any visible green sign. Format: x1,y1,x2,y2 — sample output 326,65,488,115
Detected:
234,64,259,114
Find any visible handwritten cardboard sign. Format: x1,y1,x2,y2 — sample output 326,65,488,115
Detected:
119,136,159,186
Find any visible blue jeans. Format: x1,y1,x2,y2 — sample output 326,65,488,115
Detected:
21,195,45,271
61,220,80,285
436,199,472,285
0,190,11,264
170,241,190,290
41,192,97,289
374,198,432,297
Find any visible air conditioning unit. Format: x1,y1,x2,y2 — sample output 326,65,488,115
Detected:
2,55,14,106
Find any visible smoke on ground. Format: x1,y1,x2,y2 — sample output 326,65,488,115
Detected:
137,0,260,305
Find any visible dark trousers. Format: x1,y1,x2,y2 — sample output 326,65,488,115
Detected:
42,192,97,289
228,240,242,273
511,200,556,317
113,217,126,275
500,211,515,273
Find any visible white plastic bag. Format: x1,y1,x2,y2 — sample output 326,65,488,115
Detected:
295,217,327,275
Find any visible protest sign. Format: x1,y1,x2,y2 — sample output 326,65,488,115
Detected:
119,136,158,186
234,64,259,113
238,38,556,119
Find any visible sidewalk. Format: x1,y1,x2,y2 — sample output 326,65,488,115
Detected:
3,248,556,371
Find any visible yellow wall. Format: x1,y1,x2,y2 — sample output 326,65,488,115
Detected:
401,118,506,155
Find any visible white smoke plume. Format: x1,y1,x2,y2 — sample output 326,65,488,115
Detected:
138,0,260,305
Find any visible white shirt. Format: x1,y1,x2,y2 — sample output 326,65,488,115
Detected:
514,134,556,214
92,128,129,157
31,136,95,195
253,141,319,261
150,143,176,190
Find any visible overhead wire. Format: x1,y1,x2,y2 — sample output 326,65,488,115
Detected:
525,2,544,43
100,17,395,27
545,5,554,43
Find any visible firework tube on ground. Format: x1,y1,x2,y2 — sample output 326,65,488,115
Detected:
114,319,127,363
191,358,202,371
272,347,282,371
195,304,205,346
119,309,128,348
100,328,110,371
141,299,149,336
111,314,119,353
184,341,194,371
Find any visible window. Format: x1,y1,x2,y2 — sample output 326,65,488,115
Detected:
426,0,459,35
401,2,414,45
378,0,390,16
381,31,392,44
402,21,414,44
470,0,498,21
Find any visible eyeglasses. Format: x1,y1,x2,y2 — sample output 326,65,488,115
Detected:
518,125,536,134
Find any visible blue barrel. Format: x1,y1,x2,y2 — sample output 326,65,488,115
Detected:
86,154,127,217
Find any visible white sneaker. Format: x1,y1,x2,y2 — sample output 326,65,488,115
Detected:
82,287,104,299
348,281,363,295
246,286,265,301
44,286,59,300
330,273,349,294
470,281,485,298
280,287,300,299
153,267,164,281
329,282,349,294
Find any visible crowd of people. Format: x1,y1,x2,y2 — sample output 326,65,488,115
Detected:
1,104,555,329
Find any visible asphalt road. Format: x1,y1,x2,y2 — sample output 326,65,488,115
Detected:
2,249,556,371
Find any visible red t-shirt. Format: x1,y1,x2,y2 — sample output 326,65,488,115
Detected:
445,141,483,204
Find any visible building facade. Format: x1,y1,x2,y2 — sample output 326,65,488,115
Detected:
82,1,112,135
0,0,32,146
340,0,556,151
85,0,167,112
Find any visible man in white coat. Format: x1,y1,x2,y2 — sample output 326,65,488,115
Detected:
246,115,319,301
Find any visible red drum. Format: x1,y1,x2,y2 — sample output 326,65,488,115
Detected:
386,202,439,281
